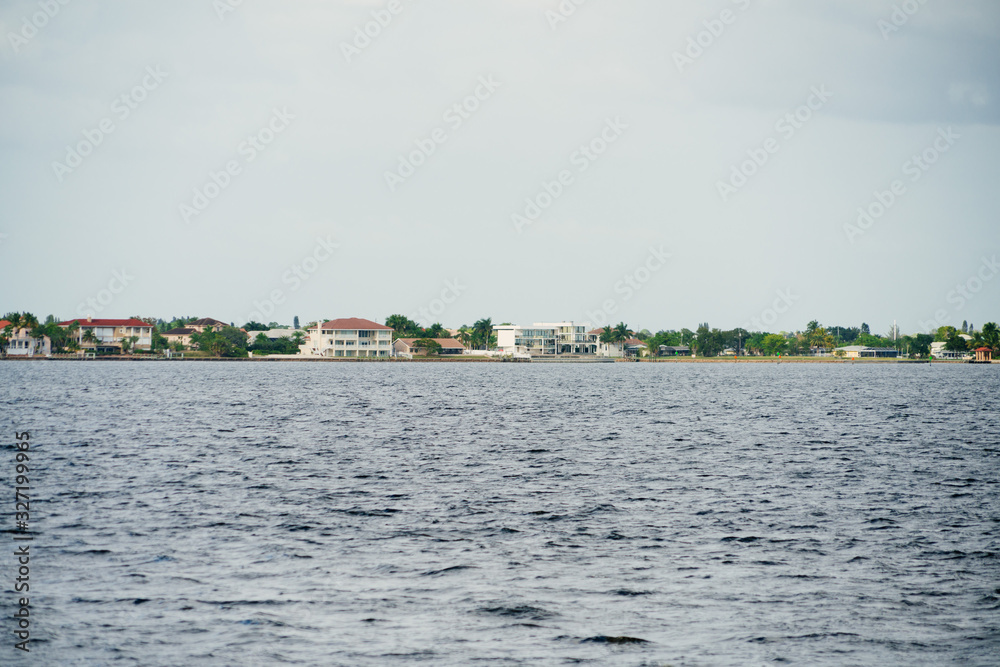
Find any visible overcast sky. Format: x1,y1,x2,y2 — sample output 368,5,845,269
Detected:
1,0,998,334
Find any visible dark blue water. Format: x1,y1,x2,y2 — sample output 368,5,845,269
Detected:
2,362,999,665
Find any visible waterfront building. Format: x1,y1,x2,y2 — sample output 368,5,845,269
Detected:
300,318,393,357
246,328,298,343
623,338,648,357
1,321,51,357
494,322,596,356
163,317,231,348
187,318,228,333
836,345,899,358
393,338,466,356
929,342,967,360
589,327,623,358
58,317,153,352
162,327,196,347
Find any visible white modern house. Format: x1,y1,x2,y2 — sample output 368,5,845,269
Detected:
247,328,299,343
59,318,153,352
835,345,899,358
299,318,393,358
494,322,596,356
929,341,969,360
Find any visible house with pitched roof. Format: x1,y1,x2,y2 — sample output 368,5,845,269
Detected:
162,318,231,349
300,318,394,358
393,337,466,356
162,327,197,348
186,318,228,333
1,319,51,357
589,327,622,358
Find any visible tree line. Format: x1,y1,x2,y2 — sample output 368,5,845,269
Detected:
384,315,497,350
3,311,997,359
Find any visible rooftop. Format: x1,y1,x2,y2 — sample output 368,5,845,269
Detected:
397,337,465,349
59,318,152,328
317,318,393,331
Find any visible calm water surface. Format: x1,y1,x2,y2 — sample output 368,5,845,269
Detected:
2,362,999,665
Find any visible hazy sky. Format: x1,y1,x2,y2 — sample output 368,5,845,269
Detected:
1,0,998,335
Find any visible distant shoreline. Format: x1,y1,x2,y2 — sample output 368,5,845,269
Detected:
0,356,982,364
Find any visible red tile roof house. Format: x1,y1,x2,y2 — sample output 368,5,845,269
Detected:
589,328,623,358
623,338,648,357
300,318,394,358
59,317,153,352
393,338,466,356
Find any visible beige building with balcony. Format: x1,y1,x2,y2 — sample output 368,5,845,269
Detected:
1,320,51,357
59,318,153,352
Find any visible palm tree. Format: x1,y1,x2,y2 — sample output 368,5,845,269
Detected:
979,321,999,351
208,337,229,357
473,317,493,350
425,323,448,338
81,329,98,348
456,326,472,347
598,327,615,356
120,335,139,355
3,312,23,331
612,322,632,356
385,314,414,338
